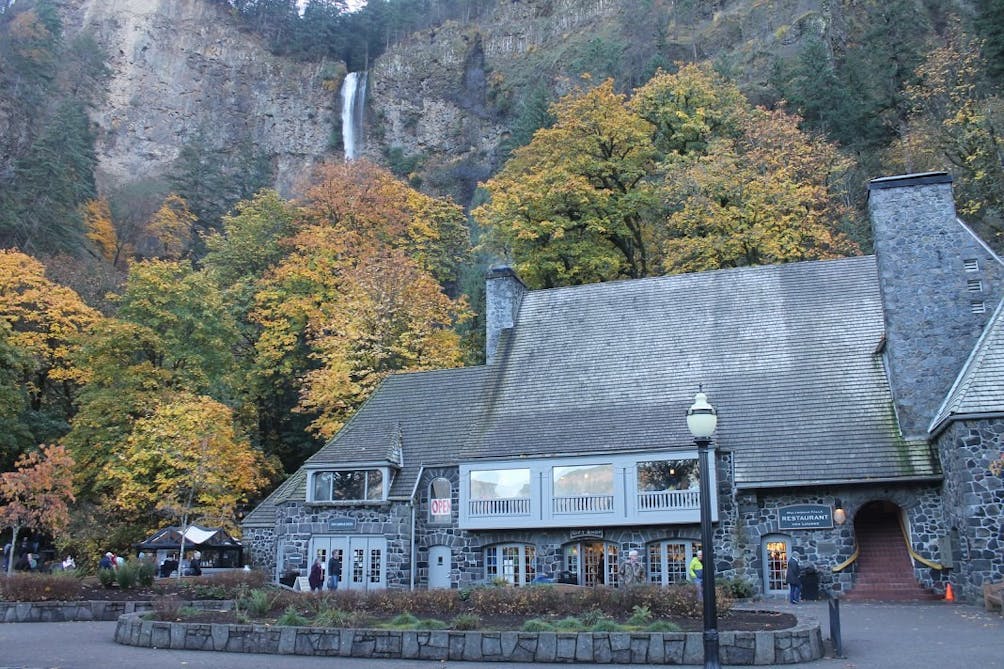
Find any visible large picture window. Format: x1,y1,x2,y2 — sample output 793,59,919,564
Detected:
312,469,385,502
636,459,698,492
553,463,614,513
485,543,536,586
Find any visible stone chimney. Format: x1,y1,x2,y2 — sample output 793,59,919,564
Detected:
485,266,527,365
869,172,1004,439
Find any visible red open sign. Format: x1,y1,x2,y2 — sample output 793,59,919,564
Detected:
431,498,451,516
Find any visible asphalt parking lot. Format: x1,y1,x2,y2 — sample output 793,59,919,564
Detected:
1,597,1001,668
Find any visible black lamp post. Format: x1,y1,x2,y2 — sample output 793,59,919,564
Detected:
687,390,721,669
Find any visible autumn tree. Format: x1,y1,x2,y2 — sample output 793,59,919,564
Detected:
476,68,857,288
0,443,74,575
474,78,660,288
888,23,1004,245
0,250,100,453
252,161,470,444
107,395,272,536
659,108,857,272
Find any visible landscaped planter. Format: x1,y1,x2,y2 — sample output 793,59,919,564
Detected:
113,612,823,665
0,600,231,623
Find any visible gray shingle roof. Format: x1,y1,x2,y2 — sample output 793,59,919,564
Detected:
464,255,937,487
931,299,1004,433
302,366,491,497
246,254,942,526
241,470,306,527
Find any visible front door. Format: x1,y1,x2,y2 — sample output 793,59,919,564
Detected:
310,536,387,591
428,545,451,589
762,535,791,596
564,541,619,586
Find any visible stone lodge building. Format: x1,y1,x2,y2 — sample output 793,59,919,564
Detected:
243,173,1004,603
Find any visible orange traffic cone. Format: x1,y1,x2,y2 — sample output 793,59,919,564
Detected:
945,583,955,602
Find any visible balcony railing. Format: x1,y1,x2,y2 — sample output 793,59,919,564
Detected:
637,489,700,511
553,494,615,514
469,497,531,516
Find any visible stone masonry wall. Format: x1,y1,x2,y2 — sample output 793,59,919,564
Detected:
937,418,1004,601
115,613,824,665
868,175,1004,440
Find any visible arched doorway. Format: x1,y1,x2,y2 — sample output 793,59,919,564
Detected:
563,541,618,586
846,500,932,601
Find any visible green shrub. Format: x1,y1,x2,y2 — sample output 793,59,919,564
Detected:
239,588,276,617
385,612,420,629
591,618,626,632
521,618,556,632
554,616,584,631
627,605,653,626
646,620,682,632
0,573,82,602
451,613,482,630
136,561,156,587
114,562,138,589
276,604,309,627
97,568,116,588
314,607,360,628
415,618,448,630
722,577,755,599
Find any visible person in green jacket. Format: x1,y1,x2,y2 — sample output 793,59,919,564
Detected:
688,549,703,597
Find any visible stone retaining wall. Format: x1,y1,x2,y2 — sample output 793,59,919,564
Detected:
0,600,230,623
114,613,823,665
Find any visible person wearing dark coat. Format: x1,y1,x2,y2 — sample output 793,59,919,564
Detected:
309,557,324,591
786,553,802,604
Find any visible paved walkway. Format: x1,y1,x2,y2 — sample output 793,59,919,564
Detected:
0,597,1001,668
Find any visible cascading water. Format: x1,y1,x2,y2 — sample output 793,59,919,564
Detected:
340,71,367,161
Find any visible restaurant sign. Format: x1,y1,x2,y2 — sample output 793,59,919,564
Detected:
778,504,833,530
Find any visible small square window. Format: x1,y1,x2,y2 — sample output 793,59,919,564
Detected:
971,301,987,314
963,259,980,272
968,279,984,292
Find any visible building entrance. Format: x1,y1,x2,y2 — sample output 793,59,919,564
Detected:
564,541,618,586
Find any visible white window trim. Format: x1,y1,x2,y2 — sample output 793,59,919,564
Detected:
307,467,391,504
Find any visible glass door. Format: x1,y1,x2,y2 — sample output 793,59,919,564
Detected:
763,536,790,595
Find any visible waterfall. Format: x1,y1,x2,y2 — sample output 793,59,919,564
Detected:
340,71,367,161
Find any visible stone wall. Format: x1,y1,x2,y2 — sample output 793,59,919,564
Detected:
0,599,230,623
937,418,1004,601
114,613,823,665
868,174,1004,439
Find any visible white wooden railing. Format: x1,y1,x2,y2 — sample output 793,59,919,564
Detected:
637,489,700,511
469,497,531,516
552,494,615,514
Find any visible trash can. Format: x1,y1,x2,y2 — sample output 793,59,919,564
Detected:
802,566,820,600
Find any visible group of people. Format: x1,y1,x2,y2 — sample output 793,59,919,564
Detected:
308,553,343,591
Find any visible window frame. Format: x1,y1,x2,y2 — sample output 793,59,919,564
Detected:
308,468,390,503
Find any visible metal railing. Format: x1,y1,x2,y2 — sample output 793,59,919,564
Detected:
468,497,531,516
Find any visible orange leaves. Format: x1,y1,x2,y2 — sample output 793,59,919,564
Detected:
0,444,75,538
0,249,100,385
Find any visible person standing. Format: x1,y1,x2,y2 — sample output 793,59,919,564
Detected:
308,557,324,591
618,549,645,586
787,553,802,604
327,552,341,591
688,549,704,597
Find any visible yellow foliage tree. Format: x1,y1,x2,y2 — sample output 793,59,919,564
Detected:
108,395,272,534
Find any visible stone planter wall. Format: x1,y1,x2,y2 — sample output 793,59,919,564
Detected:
0,600,231,623
114,613,823,665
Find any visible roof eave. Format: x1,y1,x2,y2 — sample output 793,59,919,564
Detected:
736,473,942,490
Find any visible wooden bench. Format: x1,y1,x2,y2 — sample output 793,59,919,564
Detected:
983,582,1004,613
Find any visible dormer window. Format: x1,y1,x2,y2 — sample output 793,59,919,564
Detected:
312,469,386,502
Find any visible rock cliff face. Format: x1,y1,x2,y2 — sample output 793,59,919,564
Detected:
60,0,338,195
365,0,621,201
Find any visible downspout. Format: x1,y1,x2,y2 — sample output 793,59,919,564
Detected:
409,466,425,591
